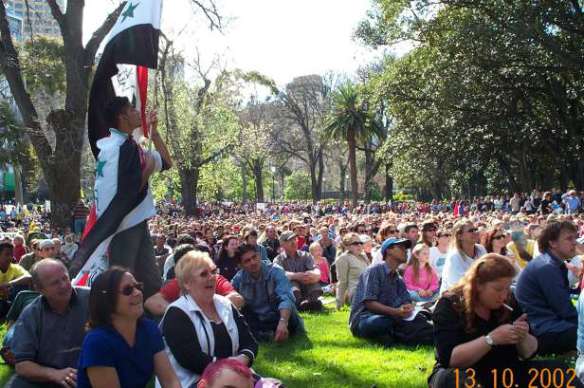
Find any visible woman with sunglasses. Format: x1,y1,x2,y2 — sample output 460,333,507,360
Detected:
77,267,180,388
429,230,451,279
335,233,370,309
160,250,258,388
429,254,581,388
440,220,487,294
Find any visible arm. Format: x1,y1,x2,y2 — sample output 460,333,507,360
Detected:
153,351,181,388
403,266,421,291
225,291,245,310
87,367,121,388
8,273,32,288
15,361,75,385
275,308,291,343
538,264,577,320
144,293,169,316
149,120,173,170
335,256,349,308
162,307,212,374
364,300,409,318
448,337,493,368
232,306,258,364
429,268,439,293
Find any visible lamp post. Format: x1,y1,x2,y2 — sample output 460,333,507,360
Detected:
270,166,276,203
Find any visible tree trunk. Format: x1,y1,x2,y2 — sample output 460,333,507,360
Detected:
252,160,264,202
347,129,358,208
384,164,393,201
241,164,248,203
179,168,199,216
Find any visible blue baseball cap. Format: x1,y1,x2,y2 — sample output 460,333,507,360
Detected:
380,237,412,257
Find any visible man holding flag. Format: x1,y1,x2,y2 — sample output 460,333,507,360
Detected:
70,0,172,298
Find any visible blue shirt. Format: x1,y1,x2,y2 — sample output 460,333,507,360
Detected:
515,252,577,336
349,262,412,332
77,318,164,388
231,262,296,320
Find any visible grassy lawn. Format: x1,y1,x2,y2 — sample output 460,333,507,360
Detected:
0,307,437,388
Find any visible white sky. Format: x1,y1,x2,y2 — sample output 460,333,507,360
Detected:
83,0,409,87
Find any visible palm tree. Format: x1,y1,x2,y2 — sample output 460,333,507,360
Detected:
325,81,380,207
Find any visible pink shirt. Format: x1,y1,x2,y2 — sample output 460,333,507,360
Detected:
403,264,439,292
315,258,330,284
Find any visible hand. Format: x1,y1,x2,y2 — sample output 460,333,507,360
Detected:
147,111,159,138
143,153,156,174
0,283,10,297
50,367,77,388
513,314,530,342
229,354,251,366
274,320,289,343
489,324,521,345
397,303,414,318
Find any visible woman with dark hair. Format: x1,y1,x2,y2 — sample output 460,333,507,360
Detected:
77,267,180,388
484,228,509,256
215,235,240,281
429,254,581,388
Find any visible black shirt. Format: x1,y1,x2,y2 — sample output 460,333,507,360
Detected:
431,294,524,379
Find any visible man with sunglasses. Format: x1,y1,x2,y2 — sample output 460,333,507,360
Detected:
10,259,90,388
232,244,303,343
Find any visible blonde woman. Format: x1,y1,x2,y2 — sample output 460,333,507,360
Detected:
335,233,370,309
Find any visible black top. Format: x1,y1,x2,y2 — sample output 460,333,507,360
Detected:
432,293,527,377
162,304,258,375
215,254,239,281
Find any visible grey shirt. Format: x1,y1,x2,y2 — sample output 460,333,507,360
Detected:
274,250,315,274
12,287,90,370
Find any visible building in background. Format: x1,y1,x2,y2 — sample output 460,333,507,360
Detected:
4,0,63,39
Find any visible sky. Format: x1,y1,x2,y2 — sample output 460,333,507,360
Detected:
83,0,409,87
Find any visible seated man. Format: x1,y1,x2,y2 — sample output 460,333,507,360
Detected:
0,242,32,319
232,244,303,342
9,259,90,388
349,237,434,346
145,244,244,316
515,221,579,355
274,231,322,311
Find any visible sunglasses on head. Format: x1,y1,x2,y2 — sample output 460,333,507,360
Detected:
120,282,143,296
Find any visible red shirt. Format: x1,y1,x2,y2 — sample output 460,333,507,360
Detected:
160,274,235,303
13,245,26,263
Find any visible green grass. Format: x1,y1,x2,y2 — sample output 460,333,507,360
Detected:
254,308,435,388
0,308,437,388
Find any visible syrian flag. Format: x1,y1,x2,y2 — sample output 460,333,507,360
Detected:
87,0,162,158
72,0,163,286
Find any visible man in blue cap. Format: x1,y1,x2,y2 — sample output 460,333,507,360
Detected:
349,237,433,346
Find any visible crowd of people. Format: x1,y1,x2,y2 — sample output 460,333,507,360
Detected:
1,189,584,387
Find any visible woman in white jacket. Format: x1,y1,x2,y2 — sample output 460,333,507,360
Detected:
159,251,258,388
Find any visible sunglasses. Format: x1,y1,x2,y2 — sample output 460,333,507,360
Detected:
350,242,364,246
439,234,451,238
493,235,506,240
465,228,478,233
199,267,219,279
120,282,143,296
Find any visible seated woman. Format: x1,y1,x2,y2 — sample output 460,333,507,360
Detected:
77,267,180,388
161,250,259,388
309,242,331,287
335,233,370,309
403,243,439,303
429,254,581,388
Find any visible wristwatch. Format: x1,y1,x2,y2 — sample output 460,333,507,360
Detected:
485,334,495,346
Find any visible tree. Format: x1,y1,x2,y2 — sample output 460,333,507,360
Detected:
284,171,312,200
0,0,224,227
235,88,277,203
0,0,126,227
157,43,237,215
325,81,380,207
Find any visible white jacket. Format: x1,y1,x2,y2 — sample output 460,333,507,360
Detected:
157,294,240,388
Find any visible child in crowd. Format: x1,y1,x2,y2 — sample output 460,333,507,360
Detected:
403,243,439,302
309,242,331,290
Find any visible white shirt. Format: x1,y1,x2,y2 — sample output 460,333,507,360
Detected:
440,244,487,294
429,246,448,278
